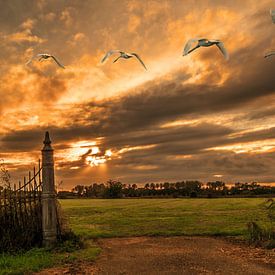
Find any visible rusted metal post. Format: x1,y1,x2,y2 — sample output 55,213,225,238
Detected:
41,131,57,247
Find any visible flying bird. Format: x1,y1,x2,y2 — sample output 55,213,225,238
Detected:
26,54,65,68
270,9,275,24
101,50,147,70
264,51,275,58
183,38,229,60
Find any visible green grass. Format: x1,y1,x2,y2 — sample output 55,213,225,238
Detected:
0,241,100,275
2,198,272,274
61,198,272,238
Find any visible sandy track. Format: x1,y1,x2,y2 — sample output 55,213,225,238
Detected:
37,236,275,275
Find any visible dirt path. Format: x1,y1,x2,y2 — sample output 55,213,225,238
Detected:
38,237,275,275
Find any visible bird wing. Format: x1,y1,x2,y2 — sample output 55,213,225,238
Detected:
50,55,65,68
113,56,122,63
131,53,147,70
216,42,229,60
183,38,199,55
270,9,275,23
209,39,220,43
25,54,40,66
264,51,275,58
101,50,122,63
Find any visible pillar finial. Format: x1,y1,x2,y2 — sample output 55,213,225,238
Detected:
44,131,51,145
43,131,52,150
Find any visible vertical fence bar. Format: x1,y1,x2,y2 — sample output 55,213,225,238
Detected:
18,181,23,228
23,177,27,224
0,189,2,217
41,131,57,247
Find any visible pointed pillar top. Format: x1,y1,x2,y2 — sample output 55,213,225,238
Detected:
42,131,53,150
44,131,51,145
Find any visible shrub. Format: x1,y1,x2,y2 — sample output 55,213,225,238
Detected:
247,199,275,248
247,222,264,243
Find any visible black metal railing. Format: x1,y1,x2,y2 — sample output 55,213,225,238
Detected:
0,161,43,252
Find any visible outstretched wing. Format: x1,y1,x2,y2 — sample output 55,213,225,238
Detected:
25,54,39,66
216,42,229,60
264,51,275,58
131,53,147,70
50,55,65,69
183,38,199,55
270,9,275,24
101,50,121,63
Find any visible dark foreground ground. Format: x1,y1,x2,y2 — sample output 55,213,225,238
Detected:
38,236,274,275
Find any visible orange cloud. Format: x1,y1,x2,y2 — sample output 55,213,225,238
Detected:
1,0,275,188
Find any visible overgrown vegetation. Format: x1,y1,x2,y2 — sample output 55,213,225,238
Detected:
62,180,275,199
247,198,275,248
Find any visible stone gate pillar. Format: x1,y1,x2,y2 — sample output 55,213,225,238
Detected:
41,131,57,247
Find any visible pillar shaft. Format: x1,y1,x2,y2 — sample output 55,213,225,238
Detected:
41,131,57,247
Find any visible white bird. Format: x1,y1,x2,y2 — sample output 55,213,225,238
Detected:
183,38,229,60
270,9,275,24
26,53,65,68
101,50,147,70
264,51,275,58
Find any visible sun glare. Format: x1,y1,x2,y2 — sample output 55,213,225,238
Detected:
105,150,112,157
57,140,113,167
85,147,112,167
86,155,107,166
91,146,100,154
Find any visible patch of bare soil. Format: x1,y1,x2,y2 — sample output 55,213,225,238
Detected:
36,236,275,275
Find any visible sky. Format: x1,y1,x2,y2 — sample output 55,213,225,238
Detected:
0,0,275,189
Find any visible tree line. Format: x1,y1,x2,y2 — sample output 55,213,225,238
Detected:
58,180,275,199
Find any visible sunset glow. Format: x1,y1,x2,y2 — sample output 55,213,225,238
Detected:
0,0,275,189
86,155,106,167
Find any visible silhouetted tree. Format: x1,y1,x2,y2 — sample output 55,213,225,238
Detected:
66,179,275,199
105,180,123,198
150,183,156,190
72,185,85,197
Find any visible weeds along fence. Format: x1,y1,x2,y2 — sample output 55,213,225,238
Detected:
0,162,43,252
0,131,59,252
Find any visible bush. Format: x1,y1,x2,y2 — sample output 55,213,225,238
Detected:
247,199,275,248
56,231,84,252
247,222,264,243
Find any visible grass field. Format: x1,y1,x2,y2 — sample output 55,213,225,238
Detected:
61,198,272,238
1,198,272,274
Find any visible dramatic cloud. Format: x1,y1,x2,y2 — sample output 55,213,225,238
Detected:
0,0,274,188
